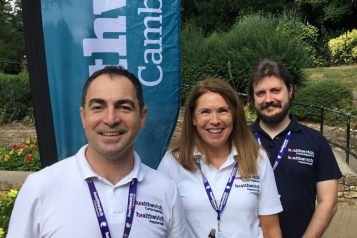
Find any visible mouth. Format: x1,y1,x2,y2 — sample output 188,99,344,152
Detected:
100,132,123,136
261,102,281,110
207,129,224,134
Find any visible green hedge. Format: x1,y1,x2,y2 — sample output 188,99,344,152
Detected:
0,73,33,124
181,13,312,106
291,80,356,125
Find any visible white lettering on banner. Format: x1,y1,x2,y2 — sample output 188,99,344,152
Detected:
93,0,126,14
83,0,128,76
137,0,163,86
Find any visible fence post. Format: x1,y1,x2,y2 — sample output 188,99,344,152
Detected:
346,113,351,164
320,106,324,135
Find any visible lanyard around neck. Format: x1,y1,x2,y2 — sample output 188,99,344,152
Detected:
254,130,292,170
194,157,237,231
87,178,138,238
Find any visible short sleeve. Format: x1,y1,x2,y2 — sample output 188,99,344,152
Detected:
167,182,189,238
7,175,41,238
316,135,342,182
257,150,283,215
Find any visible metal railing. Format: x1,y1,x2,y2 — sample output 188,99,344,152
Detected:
0,60,26,65
181,84,357,164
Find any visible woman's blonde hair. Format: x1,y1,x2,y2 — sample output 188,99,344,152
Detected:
173,78,260,178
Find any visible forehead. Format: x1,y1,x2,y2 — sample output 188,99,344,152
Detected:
196,91,229,108
254,75,286,91
85,74,136,104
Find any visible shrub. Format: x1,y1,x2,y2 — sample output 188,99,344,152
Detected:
314,27,345,67
0,137,41,171
0,73,33,124
181,13,310,106
0,189,18,237
291,80,355,125
328,29,357,65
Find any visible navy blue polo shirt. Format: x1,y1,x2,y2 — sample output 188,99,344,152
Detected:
250,115,342,238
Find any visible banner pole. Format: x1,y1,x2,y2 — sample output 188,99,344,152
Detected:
21,0,58,168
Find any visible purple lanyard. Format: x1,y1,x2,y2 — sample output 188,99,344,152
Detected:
194,157,237,231
254,131,292,170
86,178,137,238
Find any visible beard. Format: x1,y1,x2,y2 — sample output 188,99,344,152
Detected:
256,101,289,124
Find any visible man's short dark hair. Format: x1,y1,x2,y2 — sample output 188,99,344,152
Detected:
81,66,144,112
248,59,295,109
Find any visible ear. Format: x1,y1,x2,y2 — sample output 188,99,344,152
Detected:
79,107,85,129
140,106,148,129
288,84,293,98
193,117,197,126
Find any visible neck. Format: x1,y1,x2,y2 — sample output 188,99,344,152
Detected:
85,146,135,185
259,115,291,139
206,143,231,170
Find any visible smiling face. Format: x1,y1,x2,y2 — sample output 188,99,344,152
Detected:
253,75,292,124
193,91,233,151
80,74,147,162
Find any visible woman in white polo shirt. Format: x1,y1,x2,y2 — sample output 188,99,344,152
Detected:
158,78,282,238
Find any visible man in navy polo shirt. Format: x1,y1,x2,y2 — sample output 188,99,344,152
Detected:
248,59,342,238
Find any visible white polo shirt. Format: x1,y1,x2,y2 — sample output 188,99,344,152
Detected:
157,147,282,238
7,145,188,238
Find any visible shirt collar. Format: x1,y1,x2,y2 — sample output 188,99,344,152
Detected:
250,114,301,135
193,146,238,168
76,145,144,186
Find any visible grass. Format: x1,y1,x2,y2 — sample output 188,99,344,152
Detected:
303,64,357,93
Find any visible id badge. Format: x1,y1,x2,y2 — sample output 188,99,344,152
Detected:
216,231,232,238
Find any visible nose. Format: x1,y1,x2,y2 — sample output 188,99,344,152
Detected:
265,92,274,103
210,111,220,124
103,107,120,126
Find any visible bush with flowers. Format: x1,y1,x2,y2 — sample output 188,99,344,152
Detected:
0,189,18,237
0,137,41,171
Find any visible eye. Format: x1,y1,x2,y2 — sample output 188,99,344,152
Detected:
255,92,264,97
218,108,229,114
272,89,281,93
120,105,133,112
198,109,210,114
91,106,103,111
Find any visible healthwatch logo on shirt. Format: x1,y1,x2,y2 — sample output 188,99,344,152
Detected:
288,148,315,157
288,156,313,165
236,175,260,183
136,200,163,214
136,212,165,226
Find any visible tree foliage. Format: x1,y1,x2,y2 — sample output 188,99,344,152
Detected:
181,14,310,105
0,0,25,74
181,0,296,35
295,0,357,25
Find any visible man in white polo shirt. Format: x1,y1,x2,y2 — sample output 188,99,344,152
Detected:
7,66,188,238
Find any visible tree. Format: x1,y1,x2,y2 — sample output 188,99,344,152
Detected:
295,0,357,28
181,0,296,35
0,0,26,74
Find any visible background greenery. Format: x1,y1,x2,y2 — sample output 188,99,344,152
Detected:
0,73,33,124
0,0,25,74
0,189,18,237
181,13,314,105
291,80,356,125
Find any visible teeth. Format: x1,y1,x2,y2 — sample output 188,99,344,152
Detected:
102,132,121,136
207,129,223,134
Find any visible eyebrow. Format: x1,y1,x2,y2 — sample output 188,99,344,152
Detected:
87,98,136,110
88,98,105,107
197,106,229,112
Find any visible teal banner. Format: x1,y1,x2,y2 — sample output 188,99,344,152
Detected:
40,0,181,168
